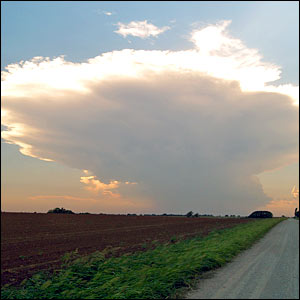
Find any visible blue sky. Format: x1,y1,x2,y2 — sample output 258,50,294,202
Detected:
1,1,299,216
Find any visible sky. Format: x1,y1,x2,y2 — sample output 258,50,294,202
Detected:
1,1,299,216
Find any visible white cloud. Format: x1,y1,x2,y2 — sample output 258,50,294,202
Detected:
2,21,298,215
79,173,138,199
190,20,298,103
80,175,120,195
114,20,170,39
2,21,297,105
94,9,114,16
103,11,113,16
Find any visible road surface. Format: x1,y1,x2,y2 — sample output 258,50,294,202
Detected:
185,219,299,299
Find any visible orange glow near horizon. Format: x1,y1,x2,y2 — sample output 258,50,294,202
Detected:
257,198,299,217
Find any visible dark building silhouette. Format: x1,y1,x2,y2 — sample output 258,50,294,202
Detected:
248,211,273,218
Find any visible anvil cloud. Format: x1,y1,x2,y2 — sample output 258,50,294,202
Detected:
2,21,298,214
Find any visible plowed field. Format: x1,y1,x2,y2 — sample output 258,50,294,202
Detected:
1,212,252,286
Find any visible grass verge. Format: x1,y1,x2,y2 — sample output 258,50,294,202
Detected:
1,218,284,299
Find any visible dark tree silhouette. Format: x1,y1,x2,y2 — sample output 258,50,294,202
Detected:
186,211,193,218
47,207,74,214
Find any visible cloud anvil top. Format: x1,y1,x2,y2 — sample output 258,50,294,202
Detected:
2,21,298,104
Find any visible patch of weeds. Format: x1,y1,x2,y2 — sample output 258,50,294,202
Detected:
170,236,178,243
141,242,149,249
61,248,80,267
151,239,160,246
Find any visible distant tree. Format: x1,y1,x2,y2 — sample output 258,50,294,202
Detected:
193,213,199,217
186,211,193,218
47,207,74,214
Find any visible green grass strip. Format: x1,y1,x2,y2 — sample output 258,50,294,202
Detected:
1,218,284,299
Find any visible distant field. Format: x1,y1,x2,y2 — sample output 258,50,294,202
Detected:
1,212,252,286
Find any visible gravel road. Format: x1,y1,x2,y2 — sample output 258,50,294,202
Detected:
185,218,299,299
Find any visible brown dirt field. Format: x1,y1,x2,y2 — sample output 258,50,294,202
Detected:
1,212,252,286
